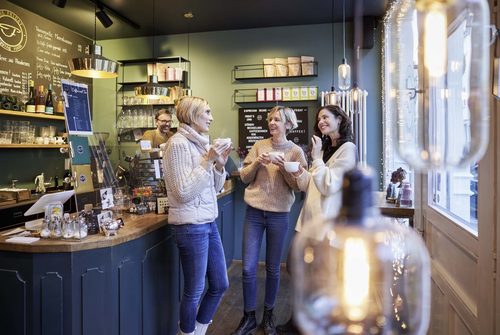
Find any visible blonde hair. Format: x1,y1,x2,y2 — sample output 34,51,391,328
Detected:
175,96,209,125
266,106,298,134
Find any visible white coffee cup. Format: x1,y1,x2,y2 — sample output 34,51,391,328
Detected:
284,161,300,173
268,151,285,162
213,138,232,146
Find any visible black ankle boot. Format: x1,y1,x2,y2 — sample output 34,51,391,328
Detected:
261,307,277,335
276,317,300,335
231,310,257,335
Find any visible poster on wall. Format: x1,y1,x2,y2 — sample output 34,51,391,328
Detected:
238,107,308,152
0,0,92,105
62,79,92,136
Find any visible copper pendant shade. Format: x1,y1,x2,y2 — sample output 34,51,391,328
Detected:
69,44,119,79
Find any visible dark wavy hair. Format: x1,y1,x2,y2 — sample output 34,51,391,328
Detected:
313,105,353,162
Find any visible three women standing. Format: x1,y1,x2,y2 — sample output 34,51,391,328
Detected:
232,106,307,335
163,96,232,335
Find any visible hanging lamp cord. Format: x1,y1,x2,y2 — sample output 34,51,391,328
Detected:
331,0,335,90
342,0,346,61
93,2,97,45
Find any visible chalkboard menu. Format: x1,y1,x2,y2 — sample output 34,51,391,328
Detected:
238,107,308,152
0,0,92,106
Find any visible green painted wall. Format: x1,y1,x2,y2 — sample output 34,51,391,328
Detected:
93,23,383,184
1,22,383,190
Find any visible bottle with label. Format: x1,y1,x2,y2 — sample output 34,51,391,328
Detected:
25,80,36,113
35,85,46,113
45,84,54,115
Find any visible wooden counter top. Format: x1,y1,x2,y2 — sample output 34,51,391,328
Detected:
0,212,169,253
0,181,236,254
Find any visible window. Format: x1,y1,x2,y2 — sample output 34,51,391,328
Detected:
429,18,478,234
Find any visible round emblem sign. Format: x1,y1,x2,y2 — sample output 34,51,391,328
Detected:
0,9,27,52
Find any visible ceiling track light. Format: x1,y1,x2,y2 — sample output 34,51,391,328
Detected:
68,2,119,79
52,0,67,8
96,7,113,28
88,0,140,30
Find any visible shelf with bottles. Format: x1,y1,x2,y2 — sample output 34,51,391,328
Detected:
232,61,318,80
0,109,65,120
233,86,318,104
0,144,69,149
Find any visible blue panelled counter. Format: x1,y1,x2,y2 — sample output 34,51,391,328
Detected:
0,185,235,335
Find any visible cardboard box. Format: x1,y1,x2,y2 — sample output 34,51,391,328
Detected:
263,58,275,77
300,86,309,100
265,88,275,101
282,88,291,101
291,87,300,100
308,86,318,100
288,57,301,76
275,58,288,77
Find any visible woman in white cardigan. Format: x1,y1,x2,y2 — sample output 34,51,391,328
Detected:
163,96,232,335
276,104,357,334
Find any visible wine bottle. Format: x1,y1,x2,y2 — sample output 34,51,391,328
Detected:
45,84,54,115
25,80,36,113
35,85,45,113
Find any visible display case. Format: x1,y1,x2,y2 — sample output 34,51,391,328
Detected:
116,56,190,143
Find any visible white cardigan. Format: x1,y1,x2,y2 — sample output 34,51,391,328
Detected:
163,125,226,225
294,141,357,232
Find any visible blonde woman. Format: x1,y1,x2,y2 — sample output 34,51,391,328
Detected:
232,106,307,335
163,96,232,335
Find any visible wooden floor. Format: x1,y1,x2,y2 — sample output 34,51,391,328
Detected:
207,260,293,335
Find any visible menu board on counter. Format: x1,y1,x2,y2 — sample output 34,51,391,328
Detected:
62,79,92,135
0,0,91,105
238,107,308,152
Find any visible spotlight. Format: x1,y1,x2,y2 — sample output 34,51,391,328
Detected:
52,0,67,8
96,9,113,28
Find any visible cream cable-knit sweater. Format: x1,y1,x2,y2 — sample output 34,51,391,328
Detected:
294,141,357,231
163,124,226,225
240,138,307,213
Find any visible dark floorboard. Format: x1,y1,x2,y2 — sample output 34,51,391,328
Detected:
208,261,293,335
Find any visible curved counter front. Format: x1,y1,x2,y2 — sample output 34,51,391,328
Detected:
0,212,180,335
0,184,236,335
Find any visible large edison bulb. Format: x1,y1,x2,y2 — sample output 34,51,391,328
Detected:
338,59,351,90
292,167,431,335
385,0,490,170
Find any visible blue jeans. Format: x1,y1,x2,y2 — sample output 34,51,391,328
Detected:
171,222,229,333
242,206,289,311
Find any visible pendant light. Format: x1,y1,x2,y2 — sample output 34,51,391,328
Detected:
338,0,351,90
292,167,430,335
387,0,490,170
68,2,118,79
321,0,341,106
135,0,168,100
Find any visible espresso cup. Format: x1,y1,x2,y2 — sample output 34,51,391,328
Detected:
268,151,284,162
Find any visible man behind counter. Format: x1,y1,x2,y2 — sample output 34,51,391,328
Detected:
142,109,174,148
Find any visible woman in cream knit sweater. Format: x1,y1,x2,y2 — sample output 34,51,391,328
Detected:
276,104,357,334
163,96,232,335
232,106,307,335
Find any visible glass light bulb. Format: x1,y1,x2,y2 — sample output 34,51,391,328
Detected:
386,0,490,170
424,3,447,77
292,167,431,335
338,60,351,90
342,238,369,321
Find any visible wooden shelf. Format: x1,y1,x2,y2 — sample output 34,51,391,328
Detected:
0,109,65,120
0,144,69,149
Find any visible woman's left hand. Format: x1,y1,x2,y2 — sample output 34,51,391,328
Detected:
215,143,232,171
272,155,285,169
311,135,322,161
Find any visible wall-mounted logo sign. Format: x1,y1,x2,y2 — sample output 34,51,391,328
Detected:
0,9,27,52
